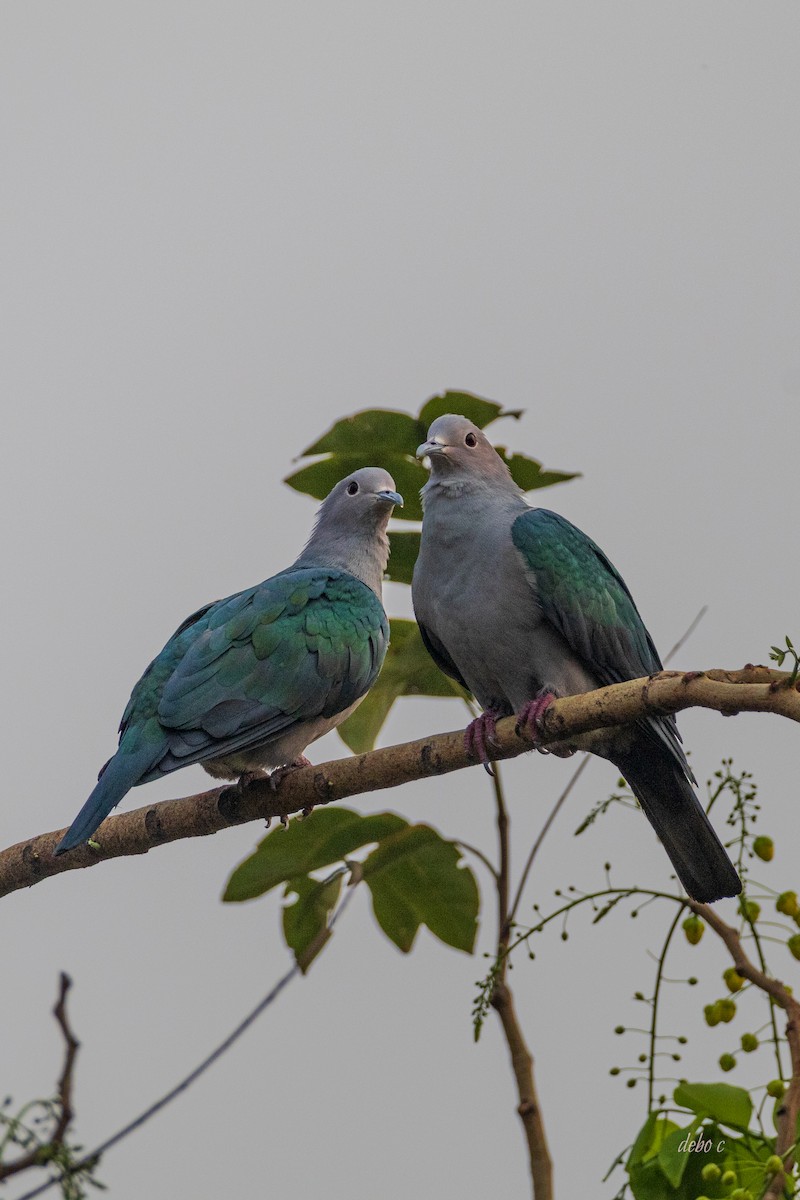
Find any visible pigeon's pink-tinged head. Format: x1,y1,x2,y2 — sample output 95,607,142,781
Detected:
417,414,514,487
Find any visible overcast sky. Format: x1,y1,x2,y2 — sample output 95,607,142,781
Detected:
2,4,799,1198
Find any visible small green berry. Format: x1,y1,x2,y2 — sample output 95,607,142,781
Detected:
704,1003,722,1027
718,997,737,1022
723,966,745,992
614,1025,625,1035
701,1162,721,1182
776,890,799,917
765,1154,784,1174
626,1077,636,1088
788,933,800,961
740,1032,758,1052
721,1170,737,1186
739,897,761,922
753,835,774,861
719,1052,736,1072
609,1067,620,1076
683,914,705,944
766,1079,785,1098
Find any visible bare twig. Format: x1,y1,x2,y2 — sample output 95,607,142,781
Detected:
2,666,796,900
508,755,591,923
691,900,800,1199
663,605,708,663
15,885,358,1200
0,974,80,1183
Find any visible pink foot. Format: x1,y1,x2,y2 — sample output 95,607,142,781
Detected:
515,693,556,748
464,710,502,774
268,755,313,792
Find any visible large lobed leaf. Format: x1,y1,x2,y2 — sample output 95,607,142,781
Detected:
362,824,479,953
286,390,577,525
223,807,405,902
223,806,479,965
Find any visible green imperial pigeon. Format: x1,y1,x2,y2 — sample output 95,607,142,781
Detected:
56,469,402,854
412,415,740,903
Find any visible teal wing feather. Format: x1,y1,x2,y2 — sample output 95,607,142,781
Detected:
120,569,388,780
511,509,663,684
511,508,690,773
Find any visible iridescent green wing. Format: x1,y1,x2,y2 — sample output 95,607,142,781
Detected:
120,569,387,777
511,508,663,686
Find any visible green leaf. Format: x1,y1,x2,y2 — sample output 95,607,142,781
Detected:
284,453,428,521
223,807,407,902
282,873,343,973
338,618,469,752
494,447,580,492
362,824,479,953
628,1113,680,1168
385,529,420,585
417,390,521,431
302,409,422,457
627,1114,683,1200
673,1081,753,1130
657,1119,701,1188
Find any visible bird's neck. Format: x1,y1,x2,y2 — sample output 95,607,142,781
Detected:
422,474,527,520
293,528,389,596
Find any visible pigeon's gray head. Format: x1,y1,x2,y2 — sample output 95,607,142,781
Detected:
321,467,403,527
417,415,516,492
298,467,403,593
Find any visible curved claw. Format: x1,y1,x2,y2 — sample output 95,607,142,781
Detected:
514,692,556,748
464,710,501,771
268,755,313,793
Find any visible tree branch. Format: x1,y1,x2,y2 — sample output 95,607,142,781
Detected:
488,766,553,1198
2,666,796,899
691,900,800,1198
0,973,79,1183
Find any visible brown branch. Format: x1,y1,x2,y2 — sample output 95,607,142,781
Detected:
691,901,800,1198
0,974,80,1182
2,666,797,900
488,766,552,1197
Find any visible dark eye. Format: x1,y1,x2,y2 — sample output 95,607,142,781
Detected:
465,432,478,448
346,480,359,495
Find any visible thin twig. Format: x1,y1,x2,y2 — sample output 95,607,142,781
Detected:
508,755,591,923
455,839,499,881
663,606,708,664
16,886,358,1200
0,974,80,1183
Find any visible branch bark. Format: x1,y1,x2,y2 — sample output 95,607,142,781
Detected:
2,666,797,900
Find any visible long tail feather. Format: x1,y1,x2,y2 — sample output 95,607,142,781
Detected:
614,745,742,903
56,743,159,855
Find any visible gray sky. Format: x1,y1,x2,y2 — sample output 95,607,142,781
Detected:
2,3,799,1197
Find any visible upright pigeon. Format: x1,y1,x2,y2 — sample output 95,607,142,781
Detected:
56,469,402,854
412,414,740,903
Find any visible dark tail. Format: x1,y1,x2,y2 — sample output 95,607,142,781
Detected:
614,744,741,903
56,742,157,855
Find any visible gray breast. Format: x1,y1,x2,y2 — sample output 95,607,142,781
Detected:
414,502,598,712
